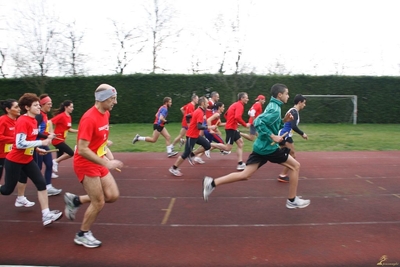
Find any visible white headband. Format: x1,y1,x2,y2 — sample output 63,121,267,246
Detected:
95,87,117,102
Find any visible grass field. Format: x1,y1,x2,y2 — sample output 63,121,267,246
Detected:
63,123,400,153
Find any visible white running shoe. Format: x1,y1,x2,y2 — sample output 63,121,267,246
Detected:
47,186,62,196
194,157,205,164
64,192,80,220
51,173,59,178
236,162,246,171
15,197,35,208
42,210,63,226
74,231,102,248
203,176,215,202
220,150,231,155
286,196,311,209
187,154,194,166
204,150,211,158
169,167,183,177
167,151,179,157
52,160,58,173
132,134,140,144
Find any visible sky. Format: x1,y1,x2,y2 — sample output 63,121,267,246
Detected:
1,0,400,77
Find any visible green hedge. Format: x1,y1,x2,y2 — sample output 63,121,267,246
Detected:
1,74,399,124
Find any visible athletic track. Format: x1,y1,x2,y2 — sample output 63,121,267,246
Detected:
0,151,399,267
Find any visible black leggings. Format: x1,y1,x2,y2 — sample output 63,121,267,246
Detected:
0,159,46,195
54,142,74,158
0,158,5,181
182,136,211,159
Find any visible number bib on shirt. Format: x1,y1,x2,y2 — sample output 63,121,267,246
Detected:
96,141,108,157
4,144,12,153
24,147,34,156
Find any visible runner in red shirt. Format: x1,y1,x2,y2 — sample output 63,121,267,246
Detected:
50,100,78,176
169,96,217,177
240,95,266,141
0,98,35,208
207,91,219,110
0,93,62,226
223,92,250,170
63,84,123,248
171,94,198,149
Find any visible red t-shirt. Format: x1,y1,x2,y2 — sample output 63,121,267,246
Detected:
51,112,72,145
181,102,195,127
248,101,263,124
73,106,110,168
0,115,16,159
186,107,206,138
6,115,38,164
224,101,247,130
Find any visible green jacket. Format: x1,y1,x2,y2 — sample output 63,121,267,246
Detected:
253,97,284,155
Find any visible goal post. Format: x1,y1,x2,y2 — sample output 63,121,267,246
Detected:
302,95,358,125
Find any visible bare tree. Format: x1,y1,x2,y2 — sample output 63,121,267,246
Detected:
144,0,181,73
8,1,63,76
110,19,146,75
58,21,87,76
209,2,258,102
0,49,6,78
267,58,292,75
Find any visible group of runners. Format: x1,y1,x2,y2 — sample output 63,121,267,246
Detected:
0,82,309,249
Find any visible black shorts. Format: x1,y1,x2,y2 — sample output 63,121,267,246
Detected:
153,124,164,132
225,129,241,145
279,136,293,146
246,147,291,169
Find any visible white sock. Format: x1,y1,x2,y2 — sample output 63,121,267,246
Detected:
42,208,50,216
167,145,173,153
138,136,146,141
46,184,52,190
17,196,25,201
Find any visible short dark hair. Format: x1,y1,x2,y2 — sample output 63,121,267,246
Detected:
163,97,172,104
18,93,39,113
294,94,306,105
198,96,208,105
210,91,219,98
237,92,247,101
271,83,288,98
0,99,18,114
214,102,224,111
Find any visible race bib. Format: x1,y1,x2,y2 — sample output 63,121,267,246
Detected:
4,144,12,153
24,147,34,156
96,141,108,157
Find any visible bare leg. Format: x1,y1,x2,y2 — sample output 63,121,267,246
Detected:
37,190,49,210
16,182,27,197
240,132,255,141
54,153,71,164
235,138,244,162
214,164,259,186
279,143,295,177
80,173,119,231
172,128,186,146
280,155,300,199
145,130,161,143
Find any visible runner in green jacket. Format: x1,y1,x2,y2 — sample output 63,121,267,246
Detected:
202,83,310,209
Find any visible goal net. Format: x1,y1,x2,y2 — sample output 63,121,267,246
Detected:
296,95,357,124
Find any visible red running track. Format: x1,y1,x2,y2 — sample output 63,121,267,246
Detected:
0,151,399,267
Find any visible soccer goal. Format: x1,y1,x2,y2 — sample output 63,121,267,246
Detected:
301,95,358,124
